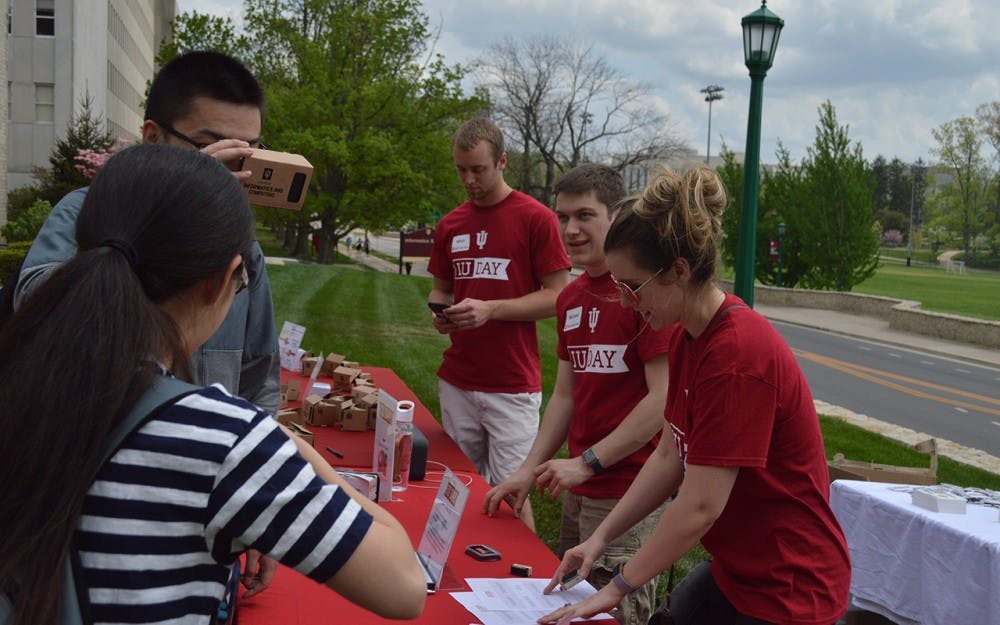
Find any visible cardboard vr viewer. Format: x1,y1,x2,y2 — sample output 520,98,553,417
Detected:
240,148,313,211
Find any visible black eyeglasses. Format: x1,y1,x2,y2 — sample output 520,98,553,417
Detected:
157,121,266,151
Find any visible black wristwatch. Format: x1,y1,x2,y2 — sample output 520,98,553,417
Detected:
582,447,605,475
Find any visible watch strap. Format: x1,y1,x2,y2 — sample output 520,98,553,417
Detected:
582,447,604,475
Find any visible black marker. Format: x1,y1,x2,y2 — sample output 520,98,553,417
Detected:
326,446,344,459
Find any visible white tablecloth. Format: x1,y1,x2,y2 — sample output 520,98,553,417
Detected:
830,480,1000,625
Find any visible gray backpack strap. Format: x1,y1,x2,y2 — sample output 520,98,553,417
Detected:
69,375,202,625
97,375,202,470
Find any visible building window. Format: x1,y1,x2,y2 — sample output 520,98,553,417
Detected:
35,0,54,36
7,82,11,120
35,83,54,122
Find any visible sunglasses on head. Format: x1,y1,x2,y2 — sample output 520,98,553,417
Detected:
610,267,664,305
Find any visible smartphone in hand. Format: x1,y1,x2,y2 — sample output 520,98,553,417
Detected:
427,301,451,320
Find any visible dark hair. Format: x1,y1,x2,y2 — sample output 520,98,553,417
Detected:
0,144,253,625
605,166,727,286
554,164,626,215
453,117,505,162
145,50,264,126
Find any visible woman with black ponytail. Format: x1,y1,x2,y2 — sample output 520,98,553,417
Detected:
0,145,425,625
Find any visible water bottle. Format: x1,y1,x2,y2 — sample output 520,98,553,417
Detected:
392,401,414,491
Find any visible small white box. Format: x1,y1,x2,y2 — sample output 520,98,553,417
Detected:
911,488,967,514
311,382,331,397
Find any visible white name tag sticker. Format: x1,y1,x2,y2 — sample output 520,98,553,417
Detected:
451,234,470,253
564,306,583,331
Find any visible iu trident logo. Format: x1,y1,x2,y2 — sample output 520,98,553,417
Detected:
476,230,488,250
588,307,600,333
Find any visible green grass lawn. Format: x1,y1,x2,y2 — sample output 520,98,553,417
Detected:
266,262,1000,562
853,261,1000,320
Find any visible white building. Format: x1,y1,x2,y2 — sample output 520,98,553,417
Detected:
4,0,175,221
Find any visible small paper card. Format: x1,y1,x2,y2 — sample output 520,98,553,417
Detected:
278,321,307,371
373,388,398,502
417,469,469,589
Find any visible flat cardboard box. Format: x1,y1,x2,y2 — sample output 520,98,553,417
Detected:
277,408,303,427
351,384,377,403
320,353,346,376
332,366,362,391
301,395,322,424
828,439,937,486
286,422,315,447
341,406,369,431
241,148,313,211
312,398,353,427
300,356,320,377
280,380,300,402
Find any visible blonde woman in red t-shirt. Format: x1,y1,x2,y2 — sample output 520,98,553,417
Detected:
539,167,850,625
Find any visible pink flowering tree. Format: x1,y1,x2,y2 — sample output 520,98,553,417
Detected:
73,138,132,180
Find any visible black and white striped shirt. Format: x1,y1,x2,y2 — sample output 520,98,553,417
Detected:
76,384,372,625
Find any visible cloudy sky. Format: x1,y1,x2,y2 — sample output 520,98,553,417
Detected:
178,0,999,165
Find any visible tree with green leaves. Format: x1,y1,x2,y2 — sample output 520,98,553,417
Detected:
35,93,115,205
161,1,486,263
930,115,989,257
796,101,879,290
719,102,878,292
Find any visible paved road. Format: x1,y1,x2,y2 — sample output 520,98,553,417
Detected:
772,321,1000,457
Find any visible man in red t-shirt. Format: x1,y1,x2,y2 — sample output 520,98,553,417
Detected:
428,118,571,526
483,165,669,625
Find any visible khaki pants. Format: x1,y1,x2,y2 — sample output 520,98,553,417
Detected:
559,493,666,625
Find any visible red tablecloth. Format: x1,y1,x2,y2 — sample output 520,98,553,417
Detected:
238,367,611,624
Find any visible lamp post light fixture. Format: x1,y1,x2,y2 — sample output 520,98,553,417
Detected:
776,221,786,287
701,84,724,165
734,0,784,307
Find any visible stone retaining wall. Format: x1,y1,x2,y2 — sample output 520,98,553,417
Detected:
719,280,1000,349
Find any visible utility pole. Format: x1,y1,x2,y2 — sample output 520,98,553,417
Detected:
701,85,724,165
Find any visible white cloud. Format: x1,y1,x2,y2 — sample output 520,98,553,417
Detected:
179,0,1000,165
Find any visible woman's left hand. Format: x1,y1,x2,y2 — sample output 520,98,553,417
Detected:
241,550,277,598
537,583,624,624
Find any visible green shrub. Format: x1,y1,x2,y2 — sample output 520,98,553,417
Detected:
0,242,31,286
1,199,52,242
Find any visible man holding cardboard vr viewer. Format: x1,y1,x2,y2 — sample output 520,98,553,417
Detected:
13,51,301,420
10,50,307,593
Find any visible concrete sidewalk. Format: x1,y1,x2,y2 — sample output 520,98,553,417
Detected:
756,304,1000,369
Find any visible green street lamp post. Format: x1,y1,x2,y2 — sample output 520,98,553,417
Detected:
734,1,784,307
776,221,786,287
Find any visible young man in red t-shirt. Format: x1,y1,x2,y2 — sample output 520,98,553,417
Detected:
428,118,571,527
483,164,669,625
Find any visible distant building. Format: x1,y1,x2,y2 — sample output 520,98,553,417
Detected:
4,0,175,201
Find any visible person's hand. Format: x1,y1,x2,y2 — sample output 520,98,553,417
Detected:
534,457,592,499
201,139,255,181
542,535,606,595
483,468,534,517
241,550,277,598
444,298,497,330
430,309,459,334
537,582,624,624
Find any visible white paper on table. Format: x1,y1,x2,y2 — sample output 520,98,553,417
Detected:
451,591,541,625
451,591,612,625
464,578,613,617
278,321,307,371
